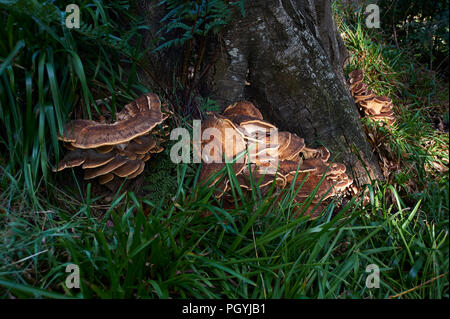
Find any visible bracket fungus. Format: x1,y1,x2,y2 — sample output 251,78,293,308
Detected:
348,69,396,125
197,101,355,219
53,93,169,186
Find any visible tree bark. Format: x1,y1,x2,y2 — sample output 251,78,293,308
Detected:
136,0,383,186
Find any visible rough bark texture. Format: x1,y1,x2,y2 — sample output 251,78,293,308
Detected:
136,0,383,186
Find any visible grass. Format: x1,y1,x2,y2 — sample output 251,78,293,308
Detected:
0,159,448,298
0,0,149,189
0,1,448,298
336,4,449,202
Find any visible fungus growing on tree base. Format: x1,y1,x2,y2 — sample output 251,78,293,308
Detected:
197,101,355,219
53,93,169,185
348,69,396,125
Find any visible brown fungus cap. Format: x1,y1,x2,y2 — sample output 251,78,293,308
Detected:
83,156,128,180
201,113,247,161
329,162,346,174
98,173,114,185
112,160,141,178
351,82,368,95
353,90,375,104
331,173,353,192
149,144,164,154
116,93,162,121
115,148,138,160
127,161,145,179
370,113,396,125
248,141,279,159
198,162,226,188
373,95,392,105
223,101,264,121
63,142,76,151
95,145,114,154
359,98,387,115
381,103,394,113
300,158,335,177
81,150,115,169
293,173,335,200
316,146,330,162
58,119,97,142
348,69,364,83
278,133,305,161
276,131,292,154
52,149,86,172
278,159,318,177
301,146,320,159
237,119,276,136
125,135,157,154
72,109,165,149
198,160,247,198
241,170,281,190
116,100,140,121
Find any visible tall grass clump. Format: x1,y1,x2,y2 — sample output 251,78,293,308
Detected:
1,163,448,298
0,0,149,193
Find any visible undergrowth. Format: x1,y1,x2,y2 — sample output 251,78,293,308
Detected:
1,162,447,298
0,0,149,190
0,0,448,299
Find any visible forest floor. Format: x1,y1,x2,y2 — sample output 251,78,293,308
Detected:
0,2,448,298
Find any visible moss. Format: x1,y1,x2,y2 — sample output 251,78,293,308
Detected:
142,147,179,206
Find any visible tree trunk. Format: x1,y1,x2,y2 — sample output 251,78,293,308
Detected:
136,0,383,186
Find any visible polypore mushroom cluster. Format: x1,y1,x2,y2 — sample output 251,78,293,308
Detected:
53,93,169,185
348,69,396,125
198,101,355,218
